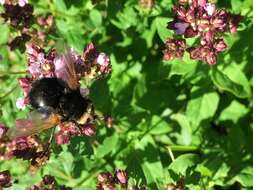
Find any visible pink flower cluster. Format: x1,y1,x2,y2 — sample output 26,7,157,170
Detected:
0,124,50,169
163,0,243,64
54,122,96,145
17,43,111,110
97,170,147,190
26,175,72,190
0,0,28,7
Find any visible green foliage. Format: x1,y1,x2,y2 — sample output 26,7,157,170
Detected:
0,0,253,189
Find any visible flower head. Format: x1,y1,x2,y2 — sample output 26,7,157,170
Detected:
0,170,12,188
164,0,243,65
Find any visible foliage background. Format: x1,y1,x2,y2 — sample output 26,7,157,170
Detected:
0,0,253,189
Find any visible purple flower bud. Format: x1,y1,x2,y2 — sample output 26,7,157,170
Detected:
214,39,227,52
16,97,28,110
54,55,68,82
211,10,227,30
83,43,98,63
0,170,12,188
140,185,147,190
228,13,244,33
205,51,217,65
80,88,89,97
18,77,31,96
174,22,189,35
80,124,96,137
163,38,186,61
55,131,70,145
197,0,207,7
184,27,198,38
97,172,113,183
28,63,41,77
204,3,215,16
42,175,55,185
115,169,128,185
26,43,41,57
0,124,8,139
96,53,111,74
105,116,113,129
187,47,201,60
19,0,28,7
130,186,138,190
174,5,186,19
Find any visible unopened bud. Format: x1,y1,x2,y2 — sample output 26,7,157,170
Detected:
115,169,128,185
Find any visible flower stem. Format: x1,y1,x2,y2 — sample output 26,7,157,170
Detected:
168,146,175,162
0,84,18,100
0,70,27,76
169,145,200,152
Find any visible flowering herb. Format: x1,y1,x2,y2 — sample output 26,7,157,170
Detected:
26,175,72,190
96,170,147,190
0,42,111,171
163,0,243,64
0,1,55,51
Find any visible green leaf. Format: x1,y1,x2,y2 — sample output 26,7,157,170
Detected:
169,154,199,175
223,63,251,96
155,17,173,42
142,160,164,185
53,0,67,12
171,113,192,145
169,60,198,77
186,90,220,127
0,24,9,45
96,133,119,158
230,167,253,187
89,9,102,27
210,68,250,98
149,115,172,135
219,100,249,123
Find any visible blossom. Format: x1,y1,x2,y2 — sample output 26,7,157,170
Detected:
0,170,12,188
96,53,111,74
0,124,8,139
80,123,96,136
164,0,243,64
26,175,72,190
115,170,128,185
163,38,186,61
16,97,28,110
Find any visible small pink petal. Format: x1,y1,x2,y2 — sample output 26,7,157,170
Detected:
0,0,5,5
96,53,109,66
0,124,8,139
81,124,96,136
205,3,215,16
19,0,28,6
80,88,89,97
174,22,189,34
16,97,27,110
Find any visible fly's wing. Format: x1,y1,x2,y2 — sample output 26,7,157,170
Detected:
7,112,61,140
54,48,80,90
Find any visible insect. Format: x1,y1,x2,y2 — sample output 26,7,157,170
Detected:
7,49,94,140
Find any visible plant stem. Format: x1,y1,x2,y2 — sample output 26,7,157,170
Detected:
169,145,200,152
168,146,175,162
0,84,18,100
0,70,27,76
